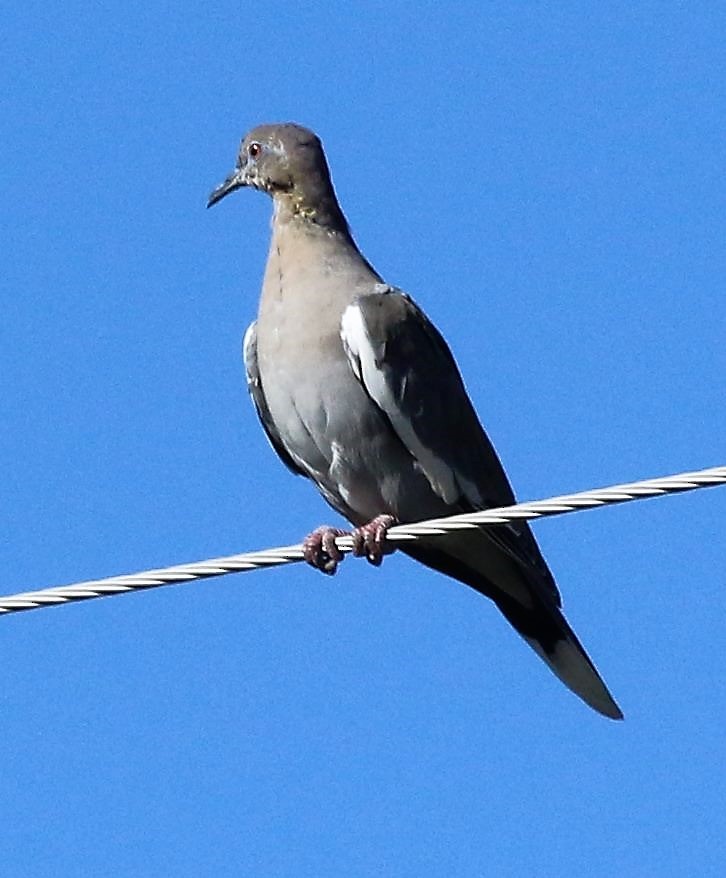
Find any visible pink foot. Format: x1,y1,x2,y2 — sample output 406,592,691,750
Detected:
351,514,398,567
303,525,347,575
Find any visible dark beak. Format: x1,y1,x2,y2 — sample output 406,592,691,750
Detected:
207,168,245,208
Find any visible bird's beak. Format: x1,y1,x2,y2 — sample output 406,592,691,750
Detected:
207,168,246,208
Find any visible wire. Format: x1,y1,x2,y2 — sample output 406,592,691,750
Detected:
1,464,724,616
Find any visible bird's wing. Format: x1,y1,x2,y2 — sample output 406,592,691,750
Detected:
341,286,514,510
340,287,622,719
243,321,306,478
340,286,555,594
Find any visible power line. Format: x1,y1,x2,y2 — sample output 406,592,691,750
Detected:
2,464,724,616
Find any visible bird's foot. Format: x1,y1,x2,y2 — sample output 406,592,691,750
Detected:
351,514,398,567
303,526,347,575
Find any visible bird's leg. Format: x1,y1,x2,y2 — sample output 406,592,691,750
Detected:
351,514,398,567
303,515,398,575
303,525,347,575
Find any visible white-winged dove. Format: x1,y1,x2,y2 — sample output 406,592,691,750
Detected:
208,123,622,719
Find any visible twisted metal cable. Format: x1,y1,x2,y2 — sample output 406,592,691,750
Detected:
2,464,724,616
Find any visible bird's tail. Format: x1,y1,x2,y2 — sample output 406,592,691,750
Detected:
493,584,623,720
402,532,622,720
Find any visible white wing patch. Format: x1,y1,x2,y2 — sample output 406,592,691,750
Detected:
341,302,462,505
340,305,364,382
242,321,257,387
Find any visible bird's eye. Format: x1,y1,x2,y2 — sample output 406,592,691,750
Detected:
248,142,262,159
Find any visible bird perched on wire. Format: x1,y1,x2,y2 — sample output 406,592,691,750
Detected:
208,122,621,719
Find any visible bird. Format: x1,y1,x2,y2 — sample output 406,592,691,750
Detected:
208,122,622,719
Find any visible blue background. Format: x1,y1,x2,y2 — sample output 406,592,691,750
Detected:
2,3,725,875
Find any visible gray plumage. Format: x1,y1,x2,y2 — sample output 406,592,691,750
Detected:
209,122,622,719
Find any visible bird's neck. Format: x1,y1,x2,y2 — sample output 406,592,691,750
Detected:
264,200,382,310
273,191,352,237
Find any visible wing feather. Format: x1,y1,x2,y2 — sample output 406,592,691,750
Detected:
340,287,560,600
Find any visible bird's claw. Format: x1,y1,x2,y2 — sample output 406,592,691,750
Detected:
303,515,397,575
303,526,346,575
351,514,397,566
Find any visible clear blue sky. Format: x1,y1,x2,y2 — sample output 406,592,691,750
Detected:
2,3,725,875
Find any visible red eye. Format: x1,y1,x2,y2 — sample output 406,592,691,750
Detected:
248,142,261,158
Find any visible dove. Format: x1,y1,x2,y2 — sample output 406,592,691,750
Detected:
208,123,621,719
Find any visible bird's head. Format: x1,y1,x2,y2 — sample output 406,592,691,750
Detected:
207,123,334,212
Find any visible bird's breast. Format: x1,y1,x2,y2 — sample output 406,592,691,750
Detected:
252,220,444,522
